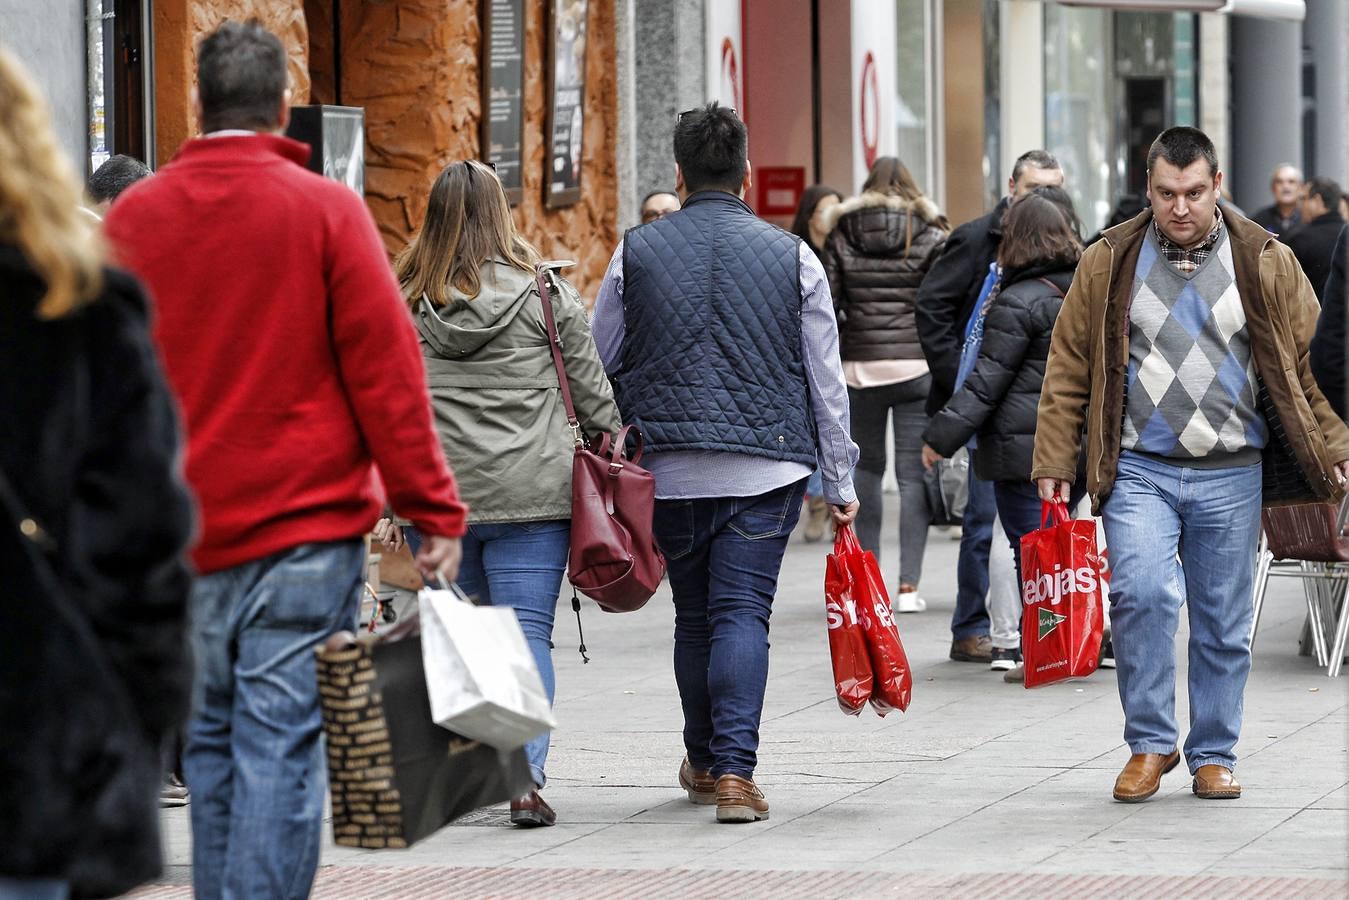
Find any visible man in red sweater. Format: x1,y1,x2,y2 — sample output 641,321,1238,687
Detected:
105,21,466,899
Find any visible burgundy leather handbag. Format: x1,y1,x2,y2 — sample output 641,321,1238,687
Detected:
535,267,665,614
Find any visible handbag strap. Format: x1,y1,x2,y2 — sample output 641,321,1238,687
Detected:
1037,277,1066,299
534,266,583,447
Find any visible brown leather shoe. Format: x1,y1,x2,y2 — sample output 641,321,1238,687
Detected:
950,635,993,662
1192,764,1242,799
678,757,716,805
509,790,556,827
1112,750,1181,802
715,774,769,823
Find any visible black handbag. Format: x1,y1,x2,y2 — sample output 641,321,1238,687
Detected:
315,610,533,848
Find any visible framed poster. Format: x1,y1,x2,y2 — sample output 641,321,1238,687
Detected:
544,0,589,208
480,0,526,204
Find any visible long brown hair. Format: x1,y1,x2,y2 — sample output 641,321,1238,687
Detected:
395,160,540,306
0,49,102,317
997,193,1082,271
861,156,923,203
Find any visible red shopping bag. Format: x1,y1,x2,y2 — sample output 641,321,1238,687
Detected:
1019,501,1105,688
825,548,872,715
830,525,913,714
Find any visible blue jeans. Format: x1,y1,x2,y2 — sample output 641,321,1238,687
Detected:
951,468,994,639
1102,451,1262,772
993,478,1087,585
452,520,569,789
652,478,806,780
184,539,365,900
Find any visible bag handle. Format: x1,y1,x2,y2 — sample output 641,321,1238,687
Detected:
534,266,583,447
1039,500,1071,528
833,522,863,555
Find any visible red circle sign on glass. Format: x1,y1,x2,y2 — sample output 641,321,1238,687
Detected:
721,37,742,115
859,51,879,168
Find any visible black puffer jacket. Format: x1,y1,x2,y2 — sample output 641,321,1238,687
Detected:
0,245,194,898
822,191,947,361
923,263,1076,482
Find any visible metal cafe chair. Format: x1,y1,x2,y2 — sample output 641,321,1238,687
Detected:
1249,496,1349,677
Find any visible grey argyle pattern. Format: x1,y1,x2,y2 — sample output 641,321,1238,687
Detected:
1121,228,1267,459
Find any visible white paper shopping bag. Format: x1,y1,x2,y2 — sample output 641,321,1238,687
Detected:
418,585,557,751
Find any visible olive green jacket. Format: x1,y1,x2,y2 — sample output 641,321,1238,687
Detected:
414,261,621,524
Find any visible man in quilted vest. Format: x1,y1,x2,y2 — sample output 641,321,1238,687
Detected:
1033,126,1349,804
592,103,859,823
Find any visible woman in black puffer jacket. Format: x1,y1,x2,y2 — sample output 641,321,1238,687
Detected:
923,192,1086,560
822,157,948,613
922,193,1086,668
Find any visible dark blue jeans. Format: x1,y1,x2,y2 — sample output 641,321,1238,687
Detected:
951,468,994,639
652,478,806,781
993,478,1087,584
185,539,365,900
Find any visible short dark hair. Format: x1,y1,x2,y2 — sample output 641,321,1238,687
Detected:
1147,126,1218,178
197,20,288,134
673,103,747,195
1305,176,1343,214
88,154,151,203
1010,149,1060,185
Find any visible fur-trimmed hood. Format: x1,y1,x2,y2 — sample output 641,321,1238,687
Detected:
824,191,947,257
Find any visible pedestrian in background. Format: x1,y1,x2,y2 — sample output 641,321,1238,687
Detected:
821,157,947,612
1034,126,1349,804
1309,225,1347,421
392,159,621,827
86,153,151,218
104,21,468,899
1250,163,1303,235
1283,176,1344,303
921,192,1086,676
790,183,843,542
0,48,193,899
593,103,858,824
640,189,680,223
916,149,1063,663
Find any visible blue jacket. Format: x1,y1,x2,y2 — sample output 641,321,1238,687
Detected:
615,191,816,464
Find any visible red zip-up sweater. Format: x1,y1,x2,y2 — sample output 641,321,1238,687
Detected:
106,134,466,573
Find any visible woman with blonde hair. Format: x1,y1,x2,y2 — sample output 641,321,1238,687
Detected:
0,49,194,897
821,155,948,614
393,159,620,827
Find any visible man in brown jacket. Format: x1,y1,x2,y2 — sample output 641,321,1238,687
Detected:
1033,127,1349,804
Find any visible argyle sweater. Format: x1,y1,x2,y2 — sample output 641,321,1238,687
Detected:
1121,225,1267,466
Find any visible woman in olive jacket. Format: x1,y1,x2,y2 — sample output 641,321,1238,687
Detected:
0,50,193,899
392,160,621,828
822,156,948,612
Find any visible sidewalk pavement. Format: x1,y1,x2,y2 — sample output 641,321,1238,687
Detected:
139,516,1348,898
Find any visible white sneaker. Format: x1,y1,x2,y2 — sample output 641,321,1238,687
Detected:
894,590,926,613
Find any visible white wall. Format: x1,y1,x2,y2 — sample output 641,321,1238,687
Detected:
0,0,88,171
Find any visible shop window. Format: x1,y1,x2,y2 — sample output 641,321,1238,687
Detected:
895,0,932,196
87,0,150,172
1044,4,1114,232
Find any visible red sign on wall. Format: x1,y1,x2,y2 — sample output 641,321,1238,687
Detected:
757,166,806,217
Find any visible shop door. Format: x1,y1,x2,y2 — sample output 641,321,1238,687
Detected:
1122,77,1166,197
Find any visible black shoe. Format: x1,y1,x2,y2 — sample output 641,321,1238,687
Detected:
1099,638,1116,669
990,647,1022,671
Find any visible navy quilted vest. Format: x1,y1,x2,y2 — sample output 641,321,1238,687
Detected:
616,191,816,464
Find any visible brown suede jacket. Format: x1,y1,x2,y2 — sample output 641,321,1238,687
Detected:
1032,208,1349,513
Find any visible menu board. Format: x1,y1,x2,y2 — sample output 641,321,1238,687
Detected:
544,0,588,208
481,0,526,204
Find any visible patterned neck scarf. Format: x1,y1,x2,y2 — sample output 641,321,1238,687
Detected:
1153,209,1224,275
